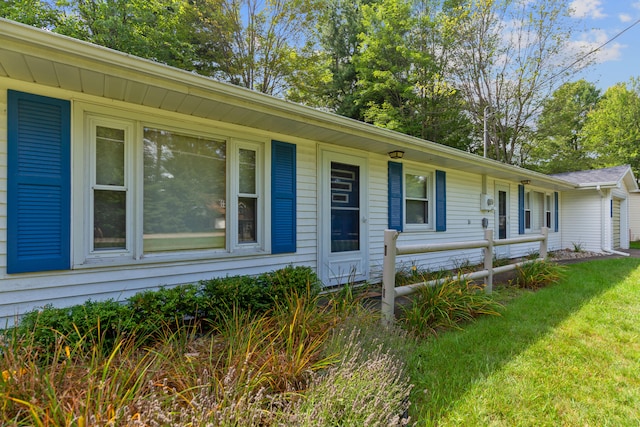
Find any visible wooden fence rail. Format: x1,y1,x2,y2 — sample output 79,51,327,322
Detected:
381,227,549,324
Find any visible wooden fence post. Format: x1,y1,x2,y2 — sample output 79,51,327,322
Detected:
484,228,494,294
382,229,398,325
540,227,548,259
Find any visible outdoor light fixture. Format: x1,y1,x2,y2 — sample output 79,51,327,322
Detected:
388,150,405,159
520,180,531,185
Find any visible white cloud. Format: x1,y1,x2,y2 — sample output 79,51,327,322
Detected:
570,0,607,19
619,13,633,22
569,29,625,65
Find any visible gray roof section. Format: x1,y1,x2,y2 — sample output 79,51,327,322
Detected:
551,165,633,186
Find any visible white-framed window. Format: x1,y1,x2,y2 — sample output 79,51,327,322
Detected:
525,189,553,232
88,116,133,257
232,141,263,249
405,171,432,229
82,111,265,264
545,194,552,229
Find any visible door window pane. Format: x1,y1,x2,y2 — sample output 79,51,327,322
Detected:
143,128,226,252
498,190,507,239
331,162,360,252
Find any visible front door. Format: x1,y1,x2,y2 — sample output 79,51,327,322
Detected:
495,184,510,258
320,151,368,285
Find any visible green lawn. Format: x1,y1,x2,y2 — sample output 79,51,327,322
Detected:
407,257,640,426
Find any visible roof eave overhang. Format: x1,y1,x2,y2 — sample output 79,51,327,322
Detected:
0,18,576,191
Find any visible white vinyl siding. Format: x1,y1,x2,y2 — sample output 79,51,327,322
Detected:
560,190,603,252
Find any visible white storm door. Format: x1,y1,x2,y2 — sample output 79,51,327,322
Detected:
320,151,369,285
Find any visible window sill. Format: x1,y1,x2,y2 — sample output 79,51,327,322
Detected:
74,247,269,270
403,224,434,233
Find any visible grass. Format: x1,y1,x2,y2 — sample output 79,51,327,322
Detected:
407,257,640,425
630,240,640,249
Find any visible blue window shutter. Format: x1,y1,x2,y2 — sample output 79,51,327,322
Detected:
388,161,403,231
518,184,525,235
554,191,559,232
435,170,446,231
271,140,296,253
7,90,71,273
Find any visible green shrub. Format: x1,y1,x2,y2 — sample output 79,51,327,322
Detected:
514,260,566,290
13,299,136,362
263,265,322,302
8,265,322,358
128,283,202,335
201,265,321,321
400,278,502,338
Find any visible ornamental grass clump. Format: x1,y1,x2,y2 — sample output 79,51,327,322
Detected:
284,326,413,426
400,277,502,338
513,259,566,290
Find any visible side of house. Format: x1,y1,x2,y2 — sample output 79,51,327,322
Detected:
0,19,580,326
553,166,637,253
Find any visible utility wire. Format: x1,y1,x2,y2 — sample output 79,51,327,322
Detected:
540,16,640,88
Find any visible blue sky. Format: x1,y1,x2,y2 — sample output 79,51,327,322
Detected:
570,0,640,91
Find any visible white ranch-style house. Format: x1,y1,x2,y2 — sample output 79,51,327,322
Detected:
0,19,636,325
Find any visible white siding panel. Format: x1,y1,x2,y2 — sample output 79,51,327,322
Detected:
391,168,489,275
629,193,640,241
560,190,603,252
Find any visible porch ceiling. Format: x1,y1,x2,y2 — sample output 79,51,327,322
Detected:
0,18,575,191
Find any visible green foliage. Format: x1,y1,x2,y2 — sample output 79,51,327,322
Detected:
54,0,198,70
13,299,137,362
8,265,321,360
400,278,502,338
128,283,203,334
0,0,58,27
513,260,566,290
581,78,640,175
572,241,584,252
201,265,322,321
493,253,511,267
528,79,601,173
394,261,451,287
407,258,640,425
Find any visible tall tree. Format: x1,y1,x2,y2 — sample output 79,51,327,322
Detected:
526,79,601,173
54,0,198,70
0,0,58,27
452,0,587,164
286,0,370,119
351,0,473,149
581,78,640,175
192,0,321,95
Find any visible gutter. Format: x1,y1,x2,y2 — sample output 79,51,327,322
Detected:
603,249,630,257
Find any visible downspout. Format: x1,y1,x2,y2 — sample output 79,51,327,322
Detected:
597,185,629,256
